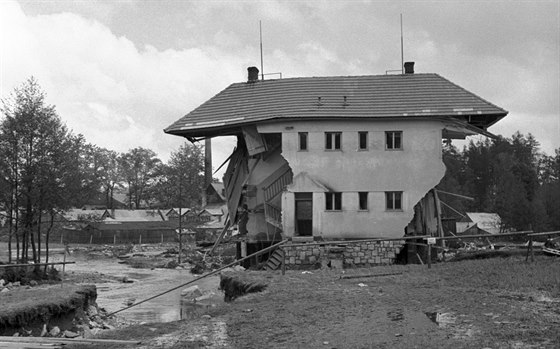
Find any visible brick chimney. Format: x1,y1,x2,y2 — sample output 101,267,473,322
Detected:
404,61,415,74
247,66,259,82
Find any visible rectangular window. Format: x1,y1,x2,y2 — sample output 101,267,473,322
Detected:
298,132,308,151
386,131,403,150
325,132,342,150
325,192,342,211
385,191,403,210
358,192,368,210
358,132,368,150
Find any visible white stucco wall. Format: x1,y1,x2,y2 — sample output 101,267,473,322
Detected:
259,119,446,239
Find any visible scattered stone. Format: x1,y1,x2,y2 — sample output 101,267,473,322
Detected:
233,265,245,271
13,332,19,337
29,280,38,287
323,341,329,345
0,279,5,287
49,326,61,337
181,285,203,300
122,276,134,283
358,283,368,287
64,330,80,338
124,298,135,306
243,309,253,313
1,287,9,293
102,324,115,330
201,314,212,320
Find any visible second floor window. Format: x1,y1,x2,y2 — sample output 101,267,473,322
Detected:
298,132,308,151
358,132,368,150
386,131,403,150
325,132,342,150
325,192,342,211
385,191,403,210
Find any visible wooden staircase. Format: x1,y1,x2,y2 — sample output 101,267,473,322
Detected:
264,248,284,271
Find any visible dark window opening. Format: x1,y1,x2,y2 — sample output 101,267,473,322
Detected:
298,132,308,151
359,192,368,210
325,132,342,150
358,132,368,150
386,131,402,150
326,192,342,211
385,191,403,210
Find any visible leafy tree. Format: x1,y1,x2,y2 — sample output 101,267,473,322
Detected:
0,77,82,264
119,147,161,208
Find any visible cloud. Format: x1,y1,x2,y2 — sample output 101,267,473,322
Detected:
0,1,243,170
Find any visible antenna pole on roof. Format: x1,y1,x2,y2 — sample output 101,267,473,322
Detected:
400,13,404,74
260,20,264,80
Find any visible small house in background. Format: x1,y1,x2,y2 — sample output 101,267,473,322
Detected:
165,64,508,267
164,208,191,221
457,212,503,235
103,209,164,222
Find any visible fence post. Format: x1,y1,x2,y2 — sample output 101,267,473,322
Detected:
139,234,142,245
161,233,163,244
113,234,116,245
525,236,533,262
89,234,93,245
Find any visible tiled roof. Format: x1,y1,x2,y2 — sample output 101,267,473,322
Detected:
165,73,508,137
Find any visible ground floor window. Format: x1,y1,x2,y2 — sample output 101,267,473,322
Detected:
358,192,368,210
325,192,342,211
385,191,403,210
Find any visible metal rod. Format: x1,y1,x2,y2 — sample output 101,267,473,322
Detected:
400,13,404,74
527,231,560,237
104,239,289,318
260,20,264,80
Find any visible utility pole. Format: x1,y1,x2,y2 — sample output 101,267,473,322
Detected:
178,178,182,264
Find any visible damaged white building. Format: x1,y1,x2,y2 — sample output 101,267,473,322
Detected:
165,63,507,266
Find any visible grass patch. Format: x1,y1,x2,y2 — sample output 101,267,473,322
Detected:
0,284,96,329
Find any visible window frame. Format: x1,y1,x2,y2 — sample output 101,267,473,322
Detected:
298,132,308,151
385,131,403,150
358,132,368,151
325,132,342,151
358,192,368,210
385,191,403,211
325,192,342,211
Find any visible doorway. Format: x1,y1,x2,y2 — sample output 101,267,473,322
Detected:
295,192,313,236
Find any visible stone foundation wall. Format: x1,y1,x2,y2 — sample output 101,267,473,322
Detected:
283,240,404,269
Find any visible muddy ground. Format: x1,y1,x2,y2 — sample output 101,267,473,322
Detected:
64,251,560,349
2,244,560,348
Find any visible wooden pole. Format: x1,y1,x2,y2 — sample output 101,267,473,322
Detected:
89,234,93,245
113,234,116,245
525,237,533,262
61,252,67,288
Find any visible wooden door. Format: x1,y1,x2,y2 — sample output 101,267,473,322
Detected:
295,193,312,236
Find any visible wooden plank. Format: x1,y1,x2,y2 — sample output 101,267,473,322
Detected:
0,337,140,345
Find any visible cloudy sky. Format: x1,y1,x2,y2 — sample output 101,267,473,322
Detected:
1,0,558,174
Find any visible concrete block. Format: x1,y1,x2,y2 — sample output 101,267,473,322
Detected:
358,252,365,257
309,256,316,263
289,257,296,264
354,257,361,264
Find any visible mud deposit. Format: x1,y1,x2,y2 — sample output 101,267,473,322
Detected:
56,254,222,324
